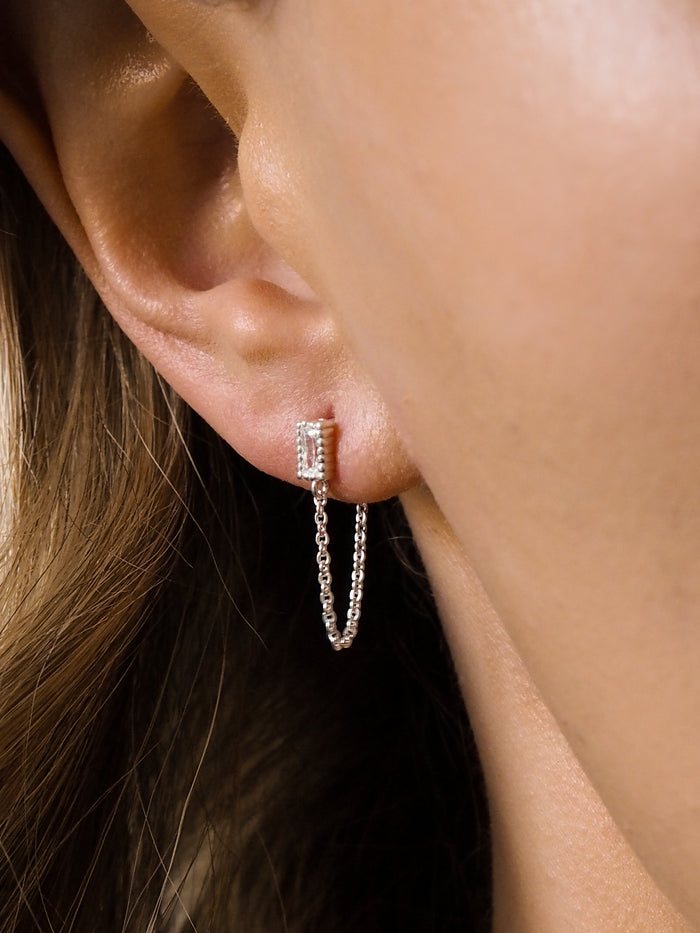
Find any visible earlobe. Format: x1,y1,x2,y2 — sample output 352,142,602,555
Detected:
0,0,419,503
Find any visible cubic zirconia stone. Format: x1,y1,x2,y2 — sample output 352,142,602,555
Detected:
296,419,336,482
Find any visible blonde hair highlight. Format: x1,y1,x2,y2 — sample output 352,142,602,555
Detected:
0,145,190,928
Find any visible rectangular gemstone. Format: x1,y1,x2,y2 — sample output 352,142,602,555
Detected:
296,419,336,482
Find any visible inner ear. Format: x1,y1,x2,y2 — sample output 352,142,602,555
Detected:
88,76,245,294
1,0,245,311
38,31,247,309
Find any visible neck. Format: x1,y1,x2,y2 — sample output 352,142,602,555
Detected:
400,485,689,932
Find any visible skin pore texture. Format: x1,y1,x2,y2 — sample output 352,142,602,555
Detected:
1,0,700,928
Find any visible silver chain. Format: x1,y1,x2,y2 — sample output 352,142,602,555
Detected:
311,480,368,651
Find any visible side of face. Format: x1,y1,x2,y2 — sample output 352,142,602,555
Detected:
116,0,700,571
3,0,700,923
122,2,700,921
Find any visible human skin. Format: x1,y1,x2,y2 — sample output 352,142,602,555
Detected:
115,1,700,922
403,486,691,932
2,0,700,924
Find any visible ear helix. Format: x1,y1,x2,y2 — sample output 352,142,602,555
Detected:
296,419,368,651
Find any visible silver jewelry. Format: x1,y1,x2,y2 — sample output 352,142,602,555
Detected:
296,419,368,651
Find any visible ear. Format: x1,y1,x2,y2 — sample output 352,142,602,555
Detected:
0,0,417,502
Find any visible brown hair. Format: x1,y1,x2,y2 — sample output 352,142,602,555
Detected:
0,142,490,931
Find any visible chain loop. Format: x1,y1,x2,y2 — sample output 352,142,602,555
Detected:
312,482,368,651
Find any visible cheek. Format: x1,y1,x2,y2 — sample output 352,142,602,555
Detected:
258,1,700,613
270,1,700,433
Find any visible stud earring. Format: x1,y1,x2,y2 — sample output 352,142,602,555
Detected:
296,419,368,651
